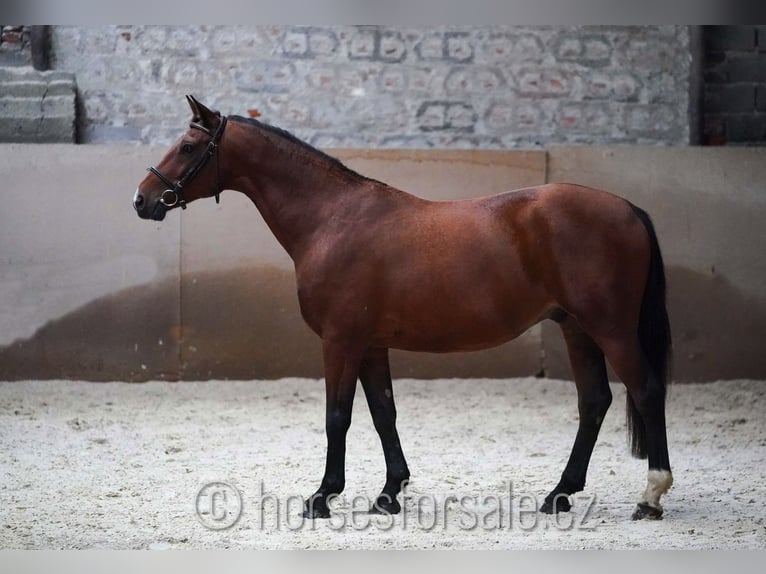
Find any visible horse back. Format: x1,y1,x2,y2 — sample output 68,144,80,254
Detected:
295,182,649,349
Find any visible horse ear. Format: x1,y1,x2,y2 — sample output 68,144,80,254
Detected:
186,94,201,120
186,94,220,129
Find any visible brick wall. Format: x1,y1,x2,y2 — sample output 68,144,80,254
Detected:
0,25,31,66
48,25,692,147
703,26,766,145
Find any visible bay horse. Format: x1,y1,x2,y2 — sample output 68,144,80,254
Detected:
133,96,673,521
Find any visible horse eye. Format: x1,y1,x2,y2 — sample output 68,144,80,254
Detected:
181,143,194,154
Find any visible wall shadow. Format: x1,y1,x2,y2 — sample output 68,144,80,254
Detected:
0,279,181,381
666,266,766,381
5,264,759,383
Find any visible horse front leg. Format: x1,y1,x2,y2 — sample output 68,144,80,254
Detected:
303,340,364,519
359,348,410,515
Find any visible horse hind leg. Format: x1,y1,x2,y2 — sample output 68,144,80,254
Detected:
541,317,612,514
598,334,672,520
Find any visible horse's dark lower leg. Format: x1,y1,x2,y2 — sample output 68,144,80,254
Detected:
303,341,363,519
542,319,612,514
600,336,672,520
631,401,672,520
628,368,672,520
359,348,410,515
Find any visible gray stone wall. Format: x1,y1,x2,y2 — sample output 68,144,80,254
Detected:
0,25,32,66
49,25,692,147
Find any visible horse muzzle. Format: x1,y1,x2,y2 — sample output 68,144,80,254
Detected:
133,188,167,221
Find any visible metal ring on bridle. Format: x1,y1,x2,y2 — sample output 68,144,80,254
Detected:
160,189,180,207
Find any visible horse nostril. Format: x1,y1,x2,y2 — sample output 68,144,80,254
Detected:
134,193,145,209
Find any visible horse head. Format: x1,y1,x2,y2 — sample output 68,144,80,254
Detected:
133,95,226,221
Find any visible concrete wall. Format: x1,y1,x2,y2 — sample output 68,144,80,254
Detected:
0,145,181,380
0,26,31,67
1,143,765,382
0,68,78,143
48,25,692,146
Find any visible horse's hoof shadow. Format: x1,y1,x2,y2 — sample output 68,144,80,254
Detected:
540,494,572,514
631,502,663,521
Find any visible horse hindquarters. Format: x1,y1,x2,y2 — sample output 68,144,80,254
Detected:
539,189,672,519
595,205,673,519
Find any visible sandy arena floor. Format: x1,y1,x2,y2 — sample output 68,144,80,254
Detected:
0,377,764,549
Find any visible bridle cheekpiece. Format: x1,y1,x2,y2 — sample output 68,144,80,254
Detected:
147,115,228,210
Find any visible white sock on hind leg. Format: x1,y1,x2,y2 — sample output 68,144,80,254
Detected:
640,469,673,509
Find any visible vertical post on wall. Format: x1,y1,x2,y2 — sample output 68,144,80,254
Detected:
688,25,705,145
30,25,50,71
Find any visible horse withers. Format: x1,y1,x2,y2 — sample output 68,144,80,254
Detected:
134,96,673,521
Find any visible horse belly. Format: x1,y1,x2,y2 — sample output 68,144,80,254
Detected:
372,264,546,353
376,318,532,354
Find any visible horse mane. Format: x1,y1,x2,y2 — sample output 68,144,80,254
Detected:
229,115,375,183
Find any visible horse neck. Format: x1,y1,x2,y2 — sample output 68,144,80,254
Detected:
222,120,374,260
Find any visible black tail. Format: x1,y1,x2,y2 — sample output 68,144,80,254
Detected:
626,205,672,459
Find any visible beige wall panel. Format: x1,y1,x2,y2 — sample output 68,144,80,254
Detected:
6,144,764,382
0,144,181,380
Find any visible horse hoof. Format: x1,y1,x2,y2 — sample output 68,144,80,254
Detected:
369,495,401,515
302,506,331,519
540,494,571,514
302,498,332,519
631,502,663,521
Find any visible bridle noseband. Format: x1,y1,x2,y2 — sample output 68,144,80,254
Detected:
147,115,228,210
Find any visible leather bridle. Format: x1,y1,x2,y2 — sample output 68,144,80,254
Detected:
147,115,228,210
